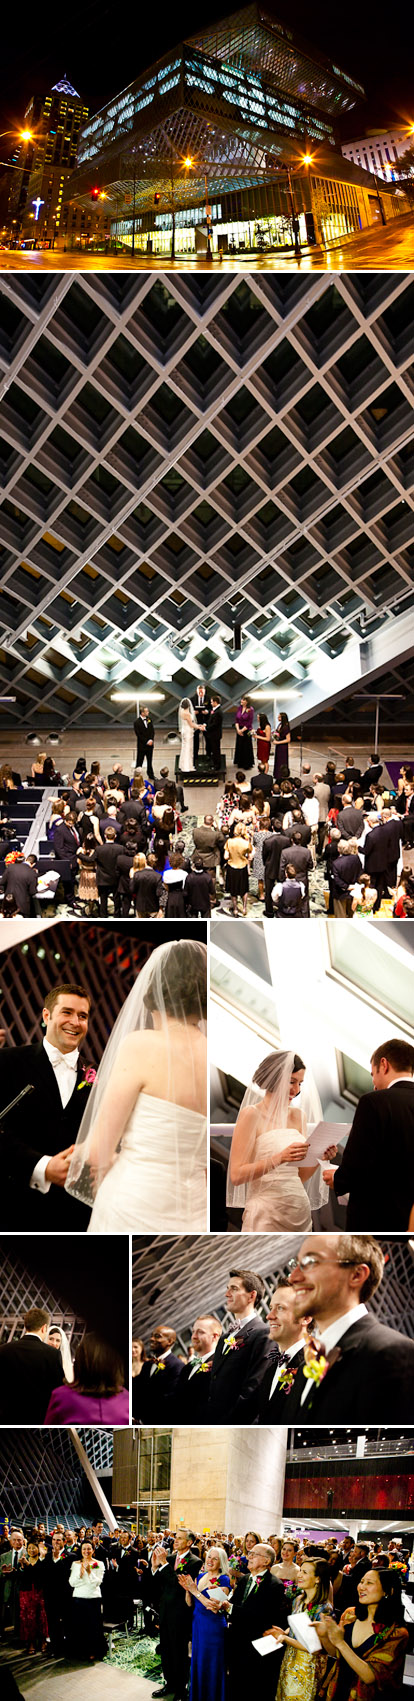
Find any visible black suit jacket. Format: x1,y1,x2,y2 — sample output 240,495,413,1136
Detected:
52,823,79,866
257,1344,305,1422
0,1042,92,1231
230,1570,288,1701
206,707,222,757
2,864,37,916
0,1334,64,1424
95,842,121,886
107,771,129,797
192,693,211,726
132,1353,184,1421
275,1312,414,1423
134,716,154,755
251,771,273,795
363,821,401,874
279,844,313,883
361,764,382,790
175,1355,215,1421
208,1314,271,1421
262,832,291,883
334,1081,414,1230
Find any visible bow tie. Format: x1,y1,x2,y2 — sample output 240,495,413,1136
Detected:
277,1351,290,1368
50,1052,78,1071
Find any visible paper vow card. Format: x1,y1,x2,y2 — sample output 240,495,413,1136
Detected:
288,1611,321,1652
252,1635,284,1655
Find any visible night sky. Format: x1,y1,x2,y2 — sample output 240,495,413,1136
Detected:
1,0,413,143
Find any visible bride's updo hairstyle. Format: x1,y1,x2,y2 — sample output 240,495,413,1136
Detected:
253,1051,305,1092
143,938,207,1023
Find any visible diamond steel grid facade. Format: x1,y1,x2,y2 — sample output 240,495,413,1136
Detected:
131,1235,414,1348
0,1250,83,1346
0,924,154,1057
0,1428,113,1528
0,272,414,733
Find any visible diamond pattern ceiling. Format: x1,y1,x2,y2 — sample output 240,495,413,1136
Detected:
0,271,414,732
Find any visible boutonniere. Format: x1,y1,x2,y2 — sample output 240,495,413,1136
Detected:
277,1365,298,1395
302,1330,330,1388
77,1065,97,1091
154,1361,165,1373
223,1334,244,1355
91,1560,99,1569
196,1361,212,1374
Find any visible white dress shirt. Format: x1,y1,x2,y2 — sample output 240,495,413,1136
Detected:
30,1039,79,1194
268,1339,306,1403
300,1304,367,1405
150,1348,172,1377
387,1075,414,1088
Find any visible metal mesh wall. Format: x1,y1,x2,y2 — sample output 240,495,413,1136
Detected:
0,1428,113,1529
0,922,154,1052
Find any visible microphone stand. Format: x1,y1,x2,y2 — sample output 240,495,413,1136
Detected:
0,1083,35,1124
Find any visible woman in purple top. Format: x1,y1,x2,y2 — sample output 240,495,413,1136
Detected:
44,1332,129,1426
234,697,254,769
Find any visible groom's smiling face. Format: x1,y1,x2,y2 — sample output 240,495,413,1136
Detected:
43,994,90,1053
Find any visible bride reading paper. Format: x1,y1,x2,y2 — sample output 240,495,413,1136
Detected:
65,937,207,1234
227,1049,330,1232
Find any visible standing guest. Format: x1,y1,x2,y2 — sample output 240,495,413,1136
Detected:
52,812,80,904
256,712,272,765
134,705,155,778
107,762,130,798
134,1325,184,1421
234,697,254,769
257,1282,309,1423
132,1338,147,1381
224,823,253,916
0,980,93,1232
337,798,366,840
323,1037,414,1231
76,833,99,915
313,775,331,856
229,1543,288,1701
208,1269,270,1422
178,1317,223,1421
206,695,223,769
67,1540,106,1663
250,760,273,798
185,856,213,917
1,852,39,918
179,1544,231,1701
130,853,164,917
44,1334,129,1426
31,750,47,780
275,864,305,916
331,840,363,916
317,1568,408,1701
17,1541,48,1656
273,713,291,780
266,1555,333,1700
151,1533,199,1701
0,1530,27,1639
350,873,377,916
252,814,270,903
95,826,120,916
113,835,137,918
42,1533,71,1656
193,815,224,899
262,821,291,917
271,1539,301,1594
361,754,383,790
163,853,188,918
362,814,401,912
192,684,211,763
279,834,313,915
0,1308,64,1425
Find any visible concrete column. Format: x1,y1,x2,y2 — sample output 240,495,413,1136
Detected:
170,1427,287,1538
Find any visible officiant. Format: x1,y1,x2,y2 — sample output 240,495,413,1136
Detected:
192,684,211,763
0,983,94,1232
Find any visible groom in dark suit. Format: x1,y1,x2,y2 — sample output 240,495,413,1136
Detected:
0,1306,64,1423
229,1543,288,1701
278,1232,414,1423
192,684,210,763
257,1280,310,1423
0,982,93,1232
206,695,223,768
208,1269,271,1422
324,1036,414,1230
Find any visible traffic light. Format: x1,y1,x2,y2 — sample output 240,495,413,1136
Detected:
91,186,100,200
154,192,160,205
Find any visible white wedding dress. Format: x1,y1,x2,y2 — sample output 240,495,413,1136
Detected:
180,716,195,770
87,1091,207,1234
242,1127,312,1232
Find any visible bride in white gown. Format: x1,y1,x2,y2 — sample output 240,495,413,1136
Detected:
65,938,207,1234
179,698,197,770
227,1050,330,1232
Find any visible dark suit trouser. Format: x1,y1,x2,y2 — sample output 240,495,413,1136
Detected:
264,875,276,917
372,870,387,912
136,742,154,779
98,885,115,916
206,735,220,767
317,821,326,856
160,1614,190,1699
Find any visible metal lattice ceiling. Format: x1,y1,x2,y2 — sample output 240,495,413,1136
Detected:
0,1249,83,1345
1,271,414,733
131,1234,414,1348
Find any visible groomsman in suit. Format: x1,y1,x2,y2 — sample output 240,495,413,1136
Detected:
151,1531,199,1701
257,1281,310,1423
0,1306,64,1424
132,1325,184,1421
134,705,155,777
279,1232,414,1423
0,1528,27,1638
0,982,93,1232
229,1542,288,1701
324,1036,414,1230
177,1315,223,1421
208,1269,271,1422
206,695,223,768
192,684,210,763
42,1532,72,1655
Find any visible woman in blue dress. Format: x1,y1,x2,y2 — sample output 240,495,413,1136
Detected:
179,1545,231,1701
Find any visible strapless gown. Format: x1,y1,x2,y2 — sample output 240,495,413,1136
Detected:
87,1092,207,1234
242,1127,312,1232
